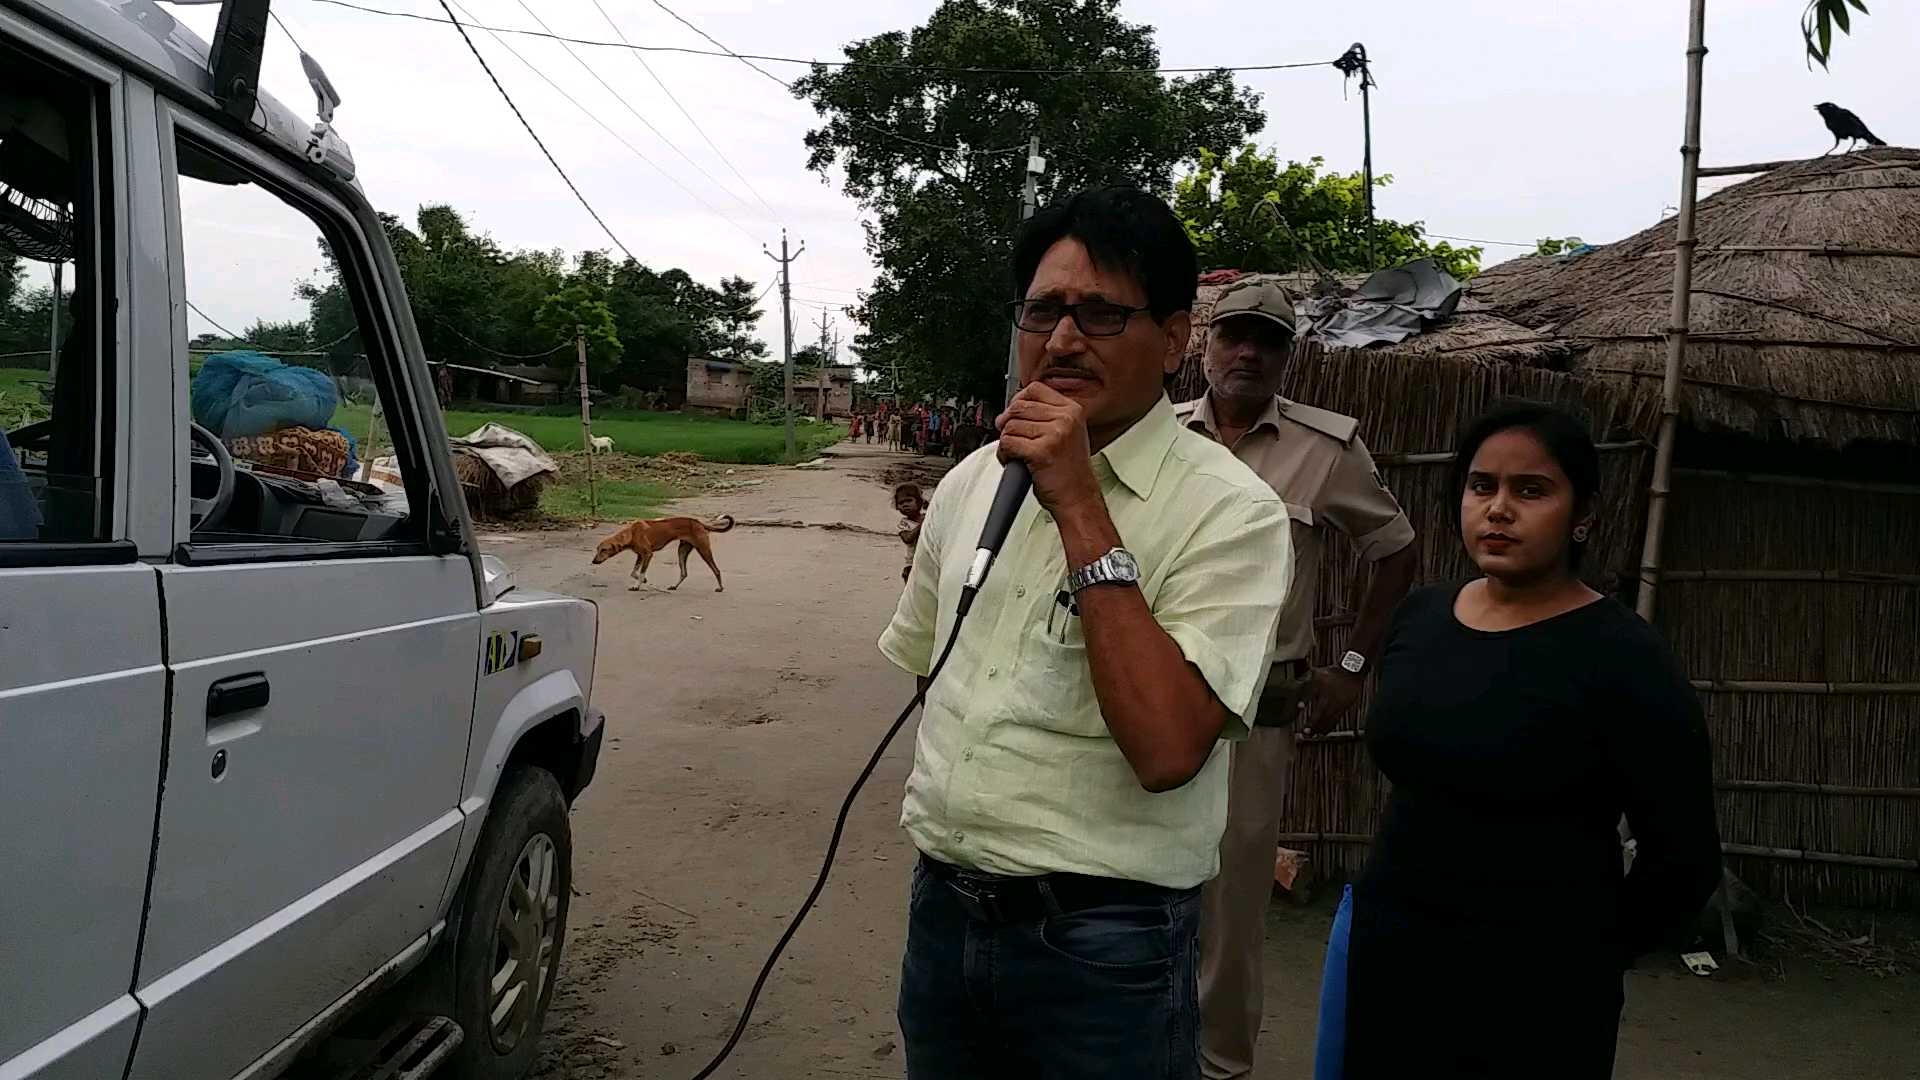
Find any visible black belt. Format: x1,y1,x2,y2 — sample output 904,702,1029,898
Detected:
919,855,1185,925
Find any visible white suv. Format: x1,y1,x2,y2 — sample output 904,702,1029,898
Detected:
0,3,601,1078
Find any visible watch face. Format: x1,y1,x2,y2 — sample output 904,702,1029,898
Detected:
1110,549,1141,580
1340,651,1366,674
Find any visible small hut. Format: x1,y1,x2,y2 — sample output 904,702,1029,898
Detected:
1174,149,1920,908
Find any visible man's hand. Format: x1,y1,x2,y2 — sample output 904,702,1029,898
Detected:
1300,667,1364,734
995,381,1101,517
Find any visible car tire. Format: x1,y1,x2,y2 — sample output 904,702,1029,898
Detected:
447,765,572,1080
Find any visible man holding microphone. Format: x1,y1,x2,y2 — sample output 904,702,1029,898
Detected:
878,186,1291,1078
1178,278,1418,1079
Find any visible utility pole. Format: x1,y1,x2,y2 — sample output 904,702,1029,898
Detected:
576,324,597,517
764,229,805,460
48,261,62,377
1003,134,1046,408
813,311,836,421
1335,44,1377,270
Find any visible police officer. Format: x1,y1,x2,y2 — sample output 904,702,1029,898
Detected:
1175,279,1419,1080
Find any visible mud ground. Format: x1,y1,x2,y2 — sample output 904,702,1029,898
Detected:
482,440,1920,1080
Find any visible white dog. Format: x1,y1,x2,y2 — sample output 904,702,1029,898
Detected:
589,435,615,454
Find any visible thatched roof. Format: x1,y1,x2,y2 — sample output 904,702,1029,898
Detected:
1473,148,1920,448
1174,149,1920,450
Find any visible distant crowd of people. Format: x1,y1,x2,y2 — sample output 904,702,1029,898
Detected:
848,402,988,457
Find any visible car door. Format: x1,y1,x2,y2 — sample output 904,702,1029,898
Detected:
0,24,170,1080
125,105,480,1080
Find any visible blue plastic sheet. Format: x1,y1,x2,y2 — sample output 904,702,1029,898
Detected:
1313,883,1353,1080
191,351,338,438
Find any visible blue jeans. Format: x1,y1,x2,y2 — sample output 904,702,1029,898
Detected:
898,855,1202,1080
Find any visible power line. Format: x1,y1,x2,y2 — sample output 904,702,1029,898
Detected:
308,0,1340,76
431,316,572,360
432,0,638,262
442,0,760,244
1424,233,1537,249
587,0,780,220
506,0,767,223
185,299,244,340
639,0,1029,162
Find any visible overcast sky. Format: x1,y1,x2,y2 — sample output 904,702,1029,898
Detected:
163,0,1915,360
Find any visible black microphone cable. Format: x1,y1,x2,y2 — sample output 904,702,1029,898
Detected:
687,461,1032,1079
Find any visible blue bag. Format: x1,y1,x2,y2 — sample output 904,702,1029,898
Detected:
1312,884,1353,1080
190,350,338,438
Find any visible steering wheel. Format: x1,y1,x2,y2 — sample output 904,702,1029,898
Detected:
189,421,235,531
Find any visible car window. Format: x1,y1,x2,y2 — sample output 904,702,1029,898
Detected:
0,45,110,546
173,132,420,549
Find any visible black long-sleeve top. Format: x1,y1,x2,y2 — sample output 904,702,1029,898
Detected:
1359,583,1723,962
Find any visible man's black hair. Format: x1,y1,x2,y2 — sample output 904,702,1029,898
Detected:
1450,399,1603,570
1011,186,1197,322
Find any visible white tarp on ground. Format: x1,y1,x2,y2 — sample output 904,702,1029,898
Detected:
450,423,558,488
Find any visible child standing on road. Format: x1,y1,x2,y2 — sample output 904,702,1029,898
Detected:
894,482,925,584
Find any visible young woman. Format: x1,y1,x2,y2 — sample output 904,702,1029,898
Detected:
1338,401,1722,1079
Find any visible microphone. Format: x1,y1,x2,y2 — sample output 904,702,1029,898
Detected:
960,459,1032,607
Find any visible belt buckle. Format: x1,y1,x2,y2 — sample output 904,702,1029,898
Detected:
947,875,1004,923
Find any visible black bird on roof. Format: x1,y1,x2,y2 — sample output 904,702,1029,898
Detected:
1815,102,1887,154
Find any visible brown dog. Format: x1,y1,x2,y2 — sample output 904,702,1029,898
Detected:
591,514,734,592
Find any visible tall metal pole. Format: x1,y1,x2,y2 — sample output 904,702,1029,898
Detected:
1635,0,1707,623
766,230,804,460
1360,65,1376,271
1336,44,1377,271
1003,134,1045,408
576,324,597,516
49,261,63,377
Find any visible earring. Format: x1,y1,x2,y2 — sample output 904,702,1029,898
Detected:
1572,526,1590,543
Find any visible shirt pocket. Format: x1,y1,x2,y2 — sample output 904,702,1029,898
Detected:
1016,624,1110,739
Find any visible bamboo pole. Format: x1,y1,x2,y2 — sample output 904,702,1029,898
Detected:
1718,780,1920,799
1297,729,1365,743
1671,467,1920,497
1277,832,1374,845
1691,679,1920,695
1695,158,1816,177
1368,441,1646,467
1664,569,1920,585
1641,244,1920,258
1635,0,1707,623
1721,843,1919,872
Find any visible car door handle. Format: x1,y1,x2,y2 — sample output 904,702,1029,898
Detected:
207,672,270,718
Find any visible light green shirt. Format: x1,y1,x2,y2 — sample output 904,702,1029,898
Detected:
878,397,1292,890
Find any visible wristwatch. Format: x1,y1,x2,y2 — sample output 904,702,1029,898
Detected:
1338,650,1368,675
1067,547,1141,593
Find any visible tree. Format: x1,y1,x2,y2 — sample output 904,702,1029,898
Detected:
793,0,1264,405
535,280,621,381
240,319,312,354
714,276,768,362
1803,0,1870,70
1173,146,1482,280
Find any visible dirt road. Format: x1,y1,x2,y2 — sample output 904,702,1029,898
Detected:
487,441,1920,1080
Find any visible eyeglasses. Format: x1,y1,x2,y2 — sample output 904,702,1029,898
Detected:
1007,299,1150,338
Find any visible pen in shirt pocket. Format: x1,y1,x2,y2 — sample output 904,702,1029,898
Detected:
1048,588,1079,640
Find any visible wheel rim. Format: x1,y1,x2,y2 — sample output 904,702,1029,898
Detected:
488,832,560,1054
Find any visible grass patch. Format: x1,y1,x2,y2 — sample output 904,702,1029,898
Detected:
540,477,679,522
339,401,843,464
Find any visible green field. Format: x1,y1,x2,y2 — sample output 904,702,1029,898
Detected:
8,366,838,522
340,402,843,465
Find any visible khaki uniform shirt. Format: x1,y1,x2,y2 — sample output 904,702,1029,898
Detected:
1175,394,1415,664
879,398,1291,889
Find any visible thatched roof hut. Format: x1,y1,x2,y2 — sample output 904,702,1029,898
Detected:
1474,148,1920,448
1173,149,1920,908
